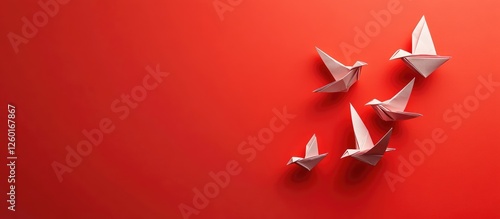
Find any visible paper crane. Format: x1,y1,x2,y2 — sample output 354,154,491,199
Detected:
366,78,422,121
390,16,451,78
287,134,328,171
314,47,367,92
341,104,394,166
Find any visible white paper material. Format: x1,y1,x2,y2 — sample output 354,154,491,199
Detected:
390,16,451,78
287,134,328,171
341,104,394,166
366,78,422,121
314,47,367,92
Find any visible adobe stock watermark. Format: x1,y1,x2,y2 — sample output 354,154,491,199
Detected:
7,0,71,54
384,73,500,192
340,0,412,63
178,106,296,219
51,64,169,183
213,0,243,21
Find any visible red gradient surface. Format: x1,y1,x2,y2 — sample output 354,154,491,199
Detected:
1,0,500,218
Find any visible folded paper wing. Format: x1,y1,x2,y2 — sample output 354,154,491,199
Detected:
314,47,367,92
390,16,450,78
341,104,394,166
412,16,437,55
287,134,328,171
366,78,422,121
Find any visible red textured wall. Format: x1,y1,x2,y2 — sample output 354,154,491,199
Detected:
1,0,499,218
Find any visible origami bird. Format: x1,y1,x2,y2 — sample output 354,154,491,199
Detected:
341,104,394,166
366,78,422,121
287,134,328,171
390,16,451,78
314,47,367,92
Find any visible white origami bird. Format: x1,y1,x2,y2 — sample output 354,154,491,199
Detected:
366,78,422,121
287,134,328,171
314,47,367,93
341,104,394,166
390,16,451,78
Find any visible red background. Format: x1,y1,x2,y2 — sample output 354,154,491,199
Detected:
1,0,500,218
